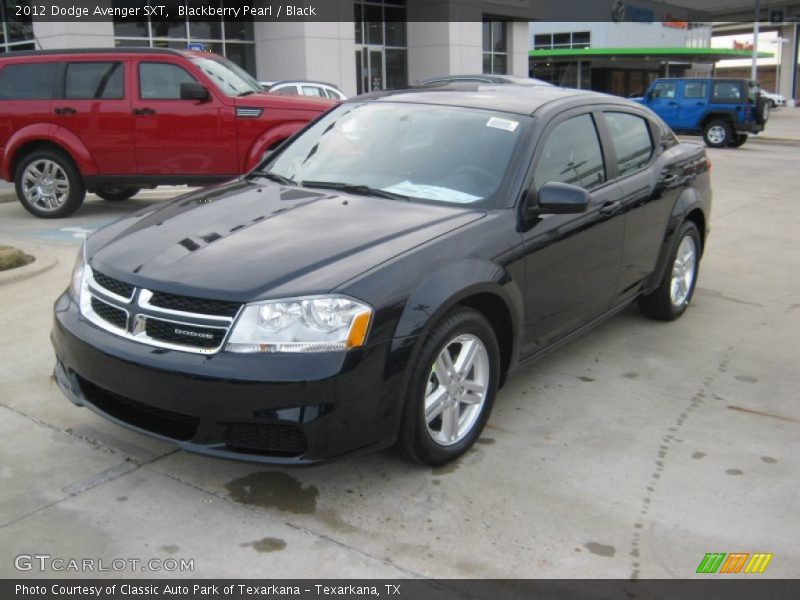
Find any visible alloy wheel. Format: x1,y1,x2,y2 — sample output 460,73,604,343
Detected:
424,333,490,446
22,159,70,212
707,125,727,145
670,235,697,307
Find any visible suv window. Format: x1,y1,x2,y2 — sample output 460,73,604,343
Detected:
603,112,654,176
712,81,742,103
139,62,197,99
535,114,605,190
66,62,124,100
301,85,324,97
652,81,677,99
0,63,57,100
683,81,707,99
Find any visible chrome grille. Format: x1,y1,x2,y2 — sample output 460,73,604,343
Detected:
81,267,240,354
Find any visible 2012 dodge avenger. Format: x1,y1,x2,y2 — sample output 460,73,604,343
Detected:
52,84,711,466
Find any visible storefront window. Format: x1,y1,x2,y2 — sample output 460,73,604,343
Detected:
354,1,408,94
112,0,256,76
1,0,35,52
482,19,508,74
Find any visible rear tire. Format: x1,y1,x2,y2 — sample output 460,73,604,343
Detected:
703,119,732,148
729,134,748,148
96,187,140,202
14,149,86,218
397,307,500,467
639,221,701,321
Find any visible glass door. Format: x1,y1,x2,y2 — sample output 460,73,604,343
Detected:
355,48,385,94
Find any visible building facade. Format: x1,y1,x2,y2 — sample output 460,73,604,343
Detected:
4,0,532,96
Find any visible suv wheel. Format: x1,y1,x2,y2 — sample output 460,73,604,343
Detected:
639,221,701,321
96,187,141,202
397,307,500,466
15,150,86,218
703,120,732,148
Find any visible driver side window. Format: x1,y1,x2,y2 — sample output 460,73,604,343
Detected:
534,114,606,191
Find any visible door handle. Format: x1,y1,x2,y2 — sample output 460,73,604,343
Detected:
695,102,706,106
133,107,156,116
598,200,622,215
54,107,76,115
667,101,677,105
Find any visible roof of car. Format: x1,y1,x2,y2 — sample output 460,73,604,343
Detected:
267,80,343,90
347,84,625,116
415,74,553,87
0,47,185,58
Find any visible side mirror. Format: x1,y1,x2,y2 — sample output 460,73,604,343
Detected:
645,91,653,102
536,181,591,214
180,82,210,101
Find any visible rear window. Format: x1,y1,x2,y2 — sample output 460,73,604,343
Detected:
603,112,654,176
712,81,743,103
0,63,57,99
66,62,124,99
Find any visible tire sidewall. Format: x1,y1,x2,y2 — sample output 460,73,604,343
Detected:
14,150,85,218
96,187,140,202
404,308,500,466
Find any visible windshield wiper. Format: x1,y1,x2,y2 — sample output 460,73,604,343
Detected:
300,181,410,201
249,171,296,186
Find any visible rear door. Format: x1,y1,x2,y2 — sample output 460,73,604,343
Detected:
56,59,136,174
520,110,624,355
132,59,237,176
675,80,709,130
599,109,680,301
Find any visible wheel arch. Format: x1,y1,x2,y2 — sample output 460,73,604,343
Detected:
243,121,308,172
644,188,708,294
4,125,96,181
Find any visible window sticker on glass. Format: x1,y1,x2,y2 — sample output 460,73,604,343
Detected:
486,117,519,132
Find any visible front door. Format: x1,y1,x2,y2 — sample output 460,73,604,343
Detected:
356,48,384,94
675,80,709,130
132,60,237,177
647,80,679,123
520,112,624,356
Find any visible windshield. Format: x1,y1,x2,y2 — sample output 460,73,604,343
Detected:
190,56,262,96
265,102,527,207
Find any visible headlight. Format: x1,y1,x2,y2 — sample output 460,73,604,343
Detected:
225,295,372,353
69,243,86,300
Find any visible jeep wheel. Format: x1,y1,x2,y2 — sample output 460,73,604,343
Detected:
703,120,732,148
96,187,140,202
729,134,748,148
756,97,770,124
15,150,86,218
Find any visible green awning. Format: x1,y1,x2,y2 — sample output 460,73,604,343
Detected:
529,47,774,61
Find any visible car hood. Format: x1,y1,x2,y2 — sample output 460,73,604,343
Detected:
235,92,335,112
88,180,485,301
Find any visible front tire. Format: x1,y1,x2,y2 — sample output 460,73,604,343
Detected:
96,187,140,202
639,221,701,321
14,150,86,218
397,307,500,467
703,119,732,148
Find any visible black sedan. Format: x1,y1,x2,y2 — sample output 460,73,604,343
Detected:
52,85,711,466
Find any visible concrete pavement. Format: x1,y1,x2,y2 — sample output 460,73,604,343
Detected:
0,135,798,580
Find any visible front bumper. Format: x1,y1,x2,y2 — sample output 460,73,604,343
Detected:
52,292,406,464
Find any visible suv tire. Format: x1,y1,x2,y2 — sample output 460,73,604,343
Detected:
729,134,748,148
639,221,701,321
756,96,770,125
397,307,500,467
14,149,86,218
96,187,141,202
703,119,732,148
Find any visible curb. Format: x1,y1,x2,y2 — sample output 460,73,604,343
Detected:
0,192,16,205
749,136,800,146
0,244,60,287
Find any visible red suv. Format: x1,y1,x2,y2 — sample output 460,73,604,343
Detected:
0,48,335,218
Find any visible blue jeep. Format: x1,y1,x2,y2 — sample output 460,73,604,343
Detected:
635,78,768,148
